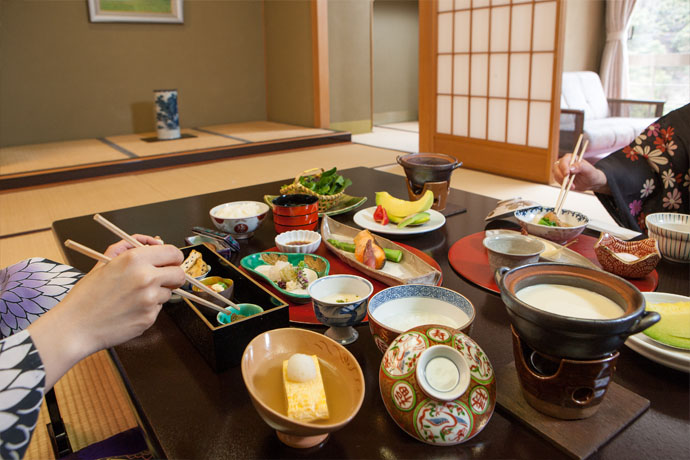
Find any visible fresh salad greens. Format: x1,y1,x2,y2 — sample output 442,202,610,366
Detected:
297,167,352,195
538,216,558,227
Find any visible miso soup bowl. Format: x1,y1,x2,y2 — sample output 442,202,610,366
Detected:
495,263,659,360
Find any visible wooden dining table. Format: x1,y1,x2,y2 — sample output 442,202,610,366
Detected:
52,167,689,459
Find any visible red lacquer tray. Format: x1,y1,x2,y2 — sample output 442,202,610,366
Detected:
448,232,658,294
240,242,443,325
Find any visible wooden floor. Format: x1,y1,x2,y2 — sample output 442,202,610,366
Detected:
3,139,615,458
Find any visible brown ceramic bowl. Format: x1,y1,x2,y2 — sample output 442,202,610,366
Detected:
496,263,659,359
594,233,660,278
367,285,475,354
241,328,365,449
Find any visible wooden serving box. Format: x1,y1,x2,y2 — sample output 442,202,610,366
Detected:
166,244,289,372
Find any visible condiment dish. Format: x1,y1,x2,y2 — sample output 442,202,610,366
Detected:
275,230,321,253
594,233,660,278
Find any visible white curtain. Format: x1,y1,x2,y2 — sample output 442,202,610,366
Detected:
600,0,637,105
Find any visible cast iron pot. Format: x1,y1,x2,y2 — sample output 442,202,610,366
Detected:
495,263,660,360
396,153,462,189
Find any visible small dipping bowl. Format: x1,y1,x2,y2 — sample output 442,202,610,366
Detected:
308,275,374,345
192,276,234,306
210,201,270,239
645,212,690,262
272,194,320,234
217,303,264,325
367,285,475,353
275,230,322,253
483,234,545,273
594,233,660,278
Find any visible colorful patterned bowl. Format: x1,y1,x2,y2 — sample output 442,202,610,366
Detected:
368,285,475,354
209,201,270,239
379,325,495,445
645,213,690,263
514,206,588,243
593,233,660,278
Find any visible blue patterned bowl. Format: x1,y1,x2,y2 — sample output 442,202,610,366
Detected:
646,213,690,263
514,206,588,243
308,275,374,345
367,285,475,354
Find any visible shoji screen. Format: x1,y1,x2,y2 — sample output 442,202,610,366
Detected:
419,0,564,183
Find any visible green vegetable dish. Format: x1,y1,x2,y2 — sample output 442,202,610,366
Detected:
297,167,352,196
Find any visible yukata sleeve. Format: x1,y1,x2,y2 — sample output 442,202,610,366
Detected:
0,330,45,460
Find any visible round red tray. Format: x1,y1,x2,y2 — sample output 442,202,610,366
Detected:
242,242,442,325
448,231,658,294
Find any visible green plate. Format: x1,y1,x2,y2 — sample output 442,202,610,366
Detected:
239,252,330,303
264,194,367,217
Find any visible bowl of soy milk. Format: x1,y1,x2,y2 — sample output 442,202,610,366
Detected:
367,285,475,353
496,263,660,359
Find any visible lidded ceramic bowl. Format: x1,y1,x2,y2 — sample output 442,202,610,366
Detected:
593,233,660,278
496,263,660,359
379,325,495,445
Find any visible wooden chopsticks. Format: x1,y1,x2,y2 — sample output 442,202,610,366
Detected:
64,239,231,315
92,214,241,312
554,135,589,216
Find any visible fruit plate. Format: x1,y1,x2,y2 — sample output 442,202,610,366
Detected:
239,252,330,304
625,292,690,373
321,215,442,286
264,194,367,217
352,206,446,235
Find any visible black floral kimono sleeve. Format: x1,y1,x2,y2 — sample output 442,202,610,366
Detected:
594,103,690,233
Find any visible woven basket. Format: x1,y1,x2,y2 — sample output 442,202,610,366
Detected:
280,168,346,213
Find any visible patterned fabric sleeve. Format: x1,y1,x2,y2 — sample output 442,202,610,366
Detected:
0,330,45,460
595,103,690,233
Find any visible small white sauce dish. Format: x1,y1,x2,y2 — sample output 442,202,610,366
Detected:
275,230,322,253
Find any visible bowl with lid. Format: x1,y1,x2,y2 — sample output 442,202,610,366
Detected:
379,324,495,445
495,263,660,359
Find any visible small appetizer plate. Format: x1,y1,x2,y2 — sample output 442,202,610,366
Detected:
240,252,330,303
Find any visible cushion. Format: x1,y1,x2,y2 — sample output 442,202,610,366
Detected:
583,117,657,155
561,71,610,120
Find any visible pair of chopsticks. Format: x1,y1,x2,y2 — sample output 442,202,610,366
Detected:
554,134,589,216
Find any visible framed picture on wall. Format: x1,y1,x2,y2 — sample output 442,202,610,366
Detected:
87,0,184,24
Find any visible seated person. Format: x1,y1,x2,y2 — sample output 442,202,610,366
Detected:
554,103,689,232
0,235,184,459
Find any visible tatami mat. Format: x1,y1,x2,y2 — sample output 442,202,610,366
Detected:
200,121,335,143
0,139,129,176
377,121,419,132
104,128,245,157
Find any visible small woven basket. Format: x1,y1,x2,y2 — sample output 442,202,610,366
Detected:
280,168,346,213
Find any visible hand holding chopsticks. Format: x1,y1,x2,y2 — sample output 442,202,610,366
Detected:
64,239,231,316
92,214,246,314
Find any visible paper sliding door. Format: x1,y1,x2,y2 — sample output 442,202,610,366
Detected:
420,0,565,183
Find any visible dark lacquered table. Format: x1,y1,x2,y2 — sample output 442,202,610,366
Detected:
52,167,689,459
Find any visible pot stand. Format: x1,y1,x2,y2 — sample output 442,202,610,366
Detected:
404,180,467,217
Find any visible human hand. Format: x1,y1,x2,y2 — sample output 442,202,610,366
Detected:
553,154,609,194
28,244,184,388
92,234,164,270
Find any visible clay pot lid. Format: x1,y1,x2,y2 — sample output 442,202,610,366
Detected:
378,324,496,445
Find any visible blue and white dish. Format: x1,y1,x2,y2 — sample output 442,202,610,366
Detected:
367,284,476,353
308,275,374,345
514,206,588,243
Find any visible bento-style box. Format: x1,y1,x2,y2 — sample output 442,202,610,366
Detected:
166,244,289,372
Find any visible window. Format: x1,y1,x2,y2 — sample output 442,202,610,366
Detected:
628,0,690,115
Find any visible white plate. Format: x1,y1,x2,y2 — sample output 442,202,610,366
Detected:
624,292,690,373
353,207,446,235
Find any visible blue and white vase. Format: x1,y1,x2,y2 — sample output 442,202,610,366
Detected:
154,89,180,140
